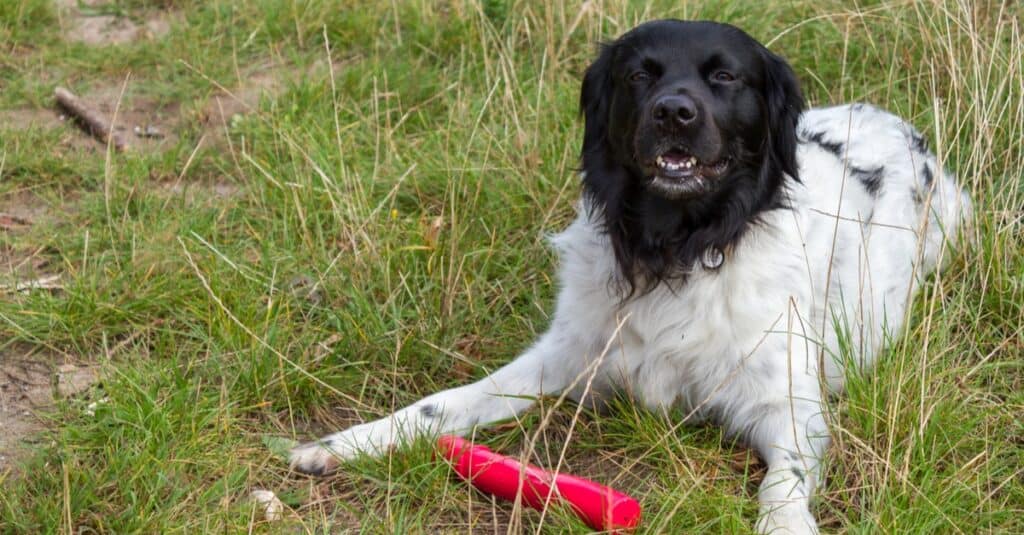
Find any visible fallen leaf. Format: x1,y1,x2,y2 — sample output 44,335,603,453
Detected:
422,215,444,248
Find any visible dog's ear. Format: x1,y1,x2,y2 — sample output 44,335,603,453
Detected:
760,48,804,181
580,44,614,157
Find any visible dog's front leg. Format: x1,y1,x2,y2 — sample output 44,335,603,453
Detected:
289,324,595,475
747,386,830,535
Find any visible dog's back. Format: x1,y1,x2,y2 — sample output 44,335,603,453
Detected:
793,104,971,387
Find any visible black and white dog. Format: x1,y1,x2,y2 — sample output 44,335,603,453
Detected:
291,20,970,533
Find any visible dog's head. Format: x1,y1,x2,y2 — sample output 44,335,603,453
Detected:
579,20,804,293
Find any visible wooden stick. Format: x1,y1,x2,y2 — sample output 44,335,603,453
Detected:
54,87,127,151
0,273,62,293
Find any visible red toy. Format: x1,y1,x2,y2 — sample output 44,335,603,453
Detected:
437,435,641,531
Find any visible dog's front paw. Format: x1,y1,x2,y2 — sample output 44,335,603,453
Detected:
289,425,388,475
755,505,819,535
289,440,341,476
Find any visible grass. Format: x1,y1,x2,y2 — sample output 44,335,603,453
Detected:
1,0,1021,532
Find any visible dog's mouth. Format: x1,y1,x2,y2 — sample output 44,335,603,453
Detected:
645,147,730,198
654,148,730,179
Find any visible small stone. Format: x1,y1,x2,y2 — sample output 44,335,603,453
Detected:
250,489,285,521
134,125,164,138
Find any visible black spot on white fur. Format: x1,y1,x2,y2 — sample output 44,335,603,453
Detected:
851,165,884,196
801,129,843,157
911,132,929,154
922,163,934,186
791,466,806,485
912,187,924,206
419,404,438,419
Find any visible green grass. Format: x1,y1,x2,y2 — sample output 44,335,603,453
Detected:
1,0,1021,532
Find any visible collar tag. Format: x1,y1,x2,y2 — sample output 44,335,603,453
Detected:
702,247,724,270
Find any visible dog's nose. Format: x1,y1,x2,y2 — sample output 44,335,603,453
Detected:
653,94,699,128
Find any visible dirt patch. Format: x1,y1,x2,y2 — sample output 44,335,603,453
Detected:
2,66,288,154
57,0,176,46
0,192,72,332
2,53,358,154
155,179,242,205
0,190,55,225
0,192,83,475
65,14,172,45
200,56,361,124
195,57,358,150
0,245,55,288
0,105,106,153
0,108,63,131
71,84,182,153
160,181,240,198
1,84,181,153
0,348,99,473
195,63,289,140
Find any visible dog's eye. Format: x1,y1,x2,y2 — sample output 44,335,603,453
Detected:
628,71,652,83
711,70,737,83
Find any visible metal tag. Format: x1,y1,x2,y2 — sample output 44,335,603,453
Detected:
702,247,724,270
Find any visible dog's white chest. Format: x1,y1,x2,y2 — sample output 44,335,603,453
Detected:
621,274,749,414
554,211,814,418
625,260,805,415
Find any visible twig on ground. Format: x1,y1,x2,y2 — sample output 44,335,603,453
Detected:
0,274,63,293
54,87,127,151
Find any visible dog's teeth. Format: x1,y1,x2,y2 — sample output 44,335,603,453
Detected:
656,154,701,172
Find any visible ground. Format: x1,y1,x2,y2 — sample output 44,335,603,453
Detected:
0,347,97,472
1,0,1022,533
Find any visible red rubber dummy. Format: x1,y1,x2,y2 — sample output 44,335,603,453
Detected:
437,435,641,531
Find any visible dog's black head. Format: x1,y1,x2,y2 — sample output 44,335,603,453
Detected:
579,20,804,295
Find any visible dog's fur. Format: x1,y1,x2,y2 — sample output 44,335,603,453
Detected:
290,20,970,533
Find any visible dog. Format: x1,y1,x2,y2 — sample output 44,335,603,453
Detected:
290,20,970,533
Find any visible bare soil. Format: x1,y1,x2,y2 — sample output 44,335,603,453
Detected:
0,65,293,154
67,84,183,153
0,190,80,474
0,348,98,474
1,85,181,153
58,0,176,46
